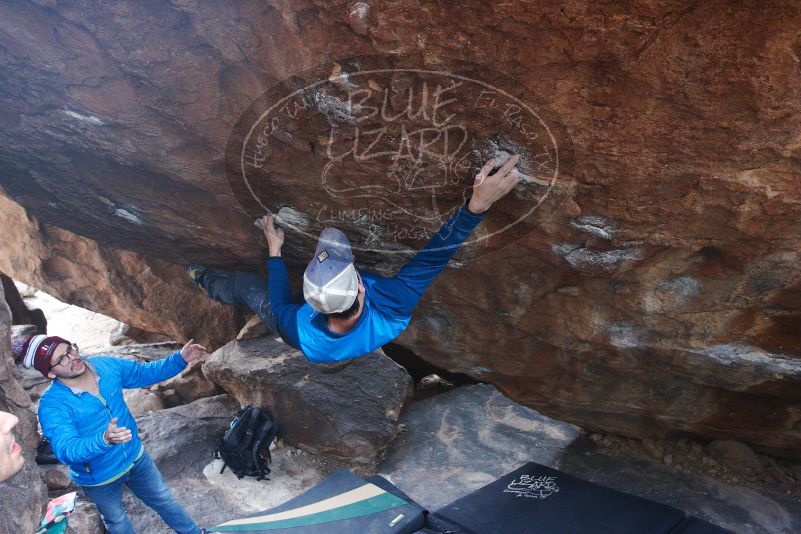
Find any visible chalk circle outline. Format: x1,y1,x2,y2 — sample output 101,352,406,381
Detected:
238,68,560,254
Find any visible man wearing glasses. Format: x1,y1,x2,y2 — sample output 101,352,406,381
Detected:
16,334,207,534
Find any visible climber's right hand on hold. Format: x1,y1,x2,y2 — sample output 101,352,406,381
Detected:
262,214,285,258
468,155,521,214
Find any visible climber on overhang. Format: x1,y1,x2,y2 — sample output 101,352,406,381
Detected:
189,155,520,362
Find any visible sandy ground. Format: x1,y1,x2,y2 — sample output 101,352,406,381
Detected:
202,450,340,513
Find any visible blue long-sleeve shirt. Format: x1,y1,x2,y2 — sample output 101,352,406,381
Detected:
268,204,486,362
38,352,187,486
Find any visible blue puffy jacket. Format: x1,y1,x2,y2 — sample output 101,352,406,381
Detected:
268,204,486,362
38,352,187,485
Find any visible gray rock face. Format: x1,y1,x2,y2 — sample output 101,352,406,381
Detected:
0,279,47,533
151,358,224,408
237,314,271,341
18,364,50,403
43,465,75,491
66,500,105,534
136,394,239,472
378,384,801,534
707,439,764,472
378,384,581,509
87,342,181,362
123,388,166,416
11,324,42,338
203,336,412,463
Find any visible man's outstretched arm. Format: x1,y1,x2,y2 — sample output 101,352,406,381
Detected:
371,156,521,318
118,340,207,389
262,215,303,349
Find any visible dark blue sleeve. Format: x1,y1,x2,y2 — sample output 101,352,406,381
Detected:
369,204,485,318
267,258,303,349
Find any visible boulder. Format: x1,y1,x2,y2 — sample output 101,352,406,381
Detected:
87,342,181,362
123,388,165,416
2,1,801,456
18,365,51,403
65,500,104,534
0,194,240,350
108,321,172,346
43,466,74,491
203,336,413,462
108,321,132,345
12,324,43,338
706,439,764,472
378,385,801,533
237,314,271,341
1,273,47,333
136,394,240,472
151,358,224,408
378,384,582,509
0,278,47,533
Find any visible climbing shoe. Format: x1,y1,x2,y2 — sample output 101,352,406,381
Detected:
188,263,233,302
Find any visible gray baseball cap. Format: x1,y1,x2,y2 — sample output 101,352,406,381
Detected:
303,227,359,314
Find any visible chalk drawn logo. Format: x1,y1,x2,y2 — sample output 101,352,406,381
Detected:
225,57,571,258
504,475,560,499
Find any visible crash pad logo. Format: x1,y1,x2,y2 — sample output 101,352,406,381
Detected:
225,56,570,258
504,475,560,499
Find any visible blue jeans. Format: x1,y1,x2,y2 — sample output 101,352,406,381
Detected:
81,452,200,534
203,270,279,333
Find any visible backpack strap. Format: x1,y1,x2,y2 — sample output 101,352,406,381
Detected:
251,419,275,469
231,407,261,455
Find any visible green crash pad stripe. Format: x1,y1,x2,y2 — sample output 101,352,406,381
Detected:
211,492,409,532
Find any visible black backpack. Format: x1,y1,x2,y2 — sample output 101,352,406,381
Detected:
215,405,278,481
36,435,59,465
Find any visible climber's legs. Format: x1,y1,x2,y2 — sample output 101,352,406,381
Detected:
188,264,278,332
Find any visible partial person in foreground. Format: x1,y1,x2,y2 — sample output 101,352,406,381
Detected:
190,155,521,362
0,410,24,483
15,334,207,534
